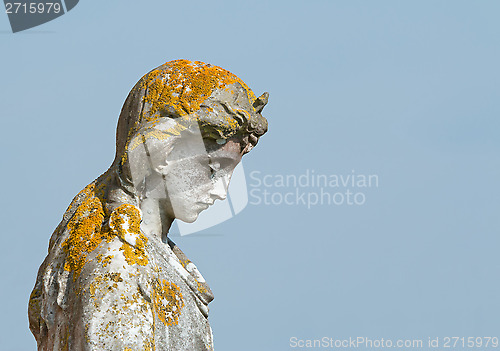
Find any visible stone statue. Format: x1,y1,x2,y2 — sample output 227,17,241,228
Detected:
28,59,269,350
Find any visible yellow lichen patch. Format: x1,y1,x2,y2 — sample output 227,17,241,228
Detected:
61,184,111,279
88,274,106,307
62,182,94,214
28,287,42,321
84,324,90,344
127,116,193,153
118,288,147,312
197,281,208,294
144,339,155,351
235,108,251,120
151,280,184,326
89,272,125,308
96,253,113,268
120,60,260,167
141,59,256,120
109,204,141,237
108,272,123,283
109,204,149,266
120,241,148,266
177,256,191,269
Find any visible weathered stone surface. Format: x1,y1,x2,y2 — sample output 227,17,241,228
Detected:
28,59,268,350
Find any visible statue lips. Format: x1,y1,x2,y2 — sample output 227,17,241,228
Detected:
196,197,217,211
196,202,212,210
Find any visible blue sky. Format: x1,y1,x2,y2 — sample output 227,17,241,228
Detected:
1,1,499,350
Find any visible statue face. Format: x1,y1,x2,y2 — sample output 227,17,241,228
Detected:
134,130,242,223
162,138,242,222
126,116,244,223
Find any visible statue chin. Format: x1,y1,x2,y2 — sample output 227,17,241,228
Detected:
176,212,200,224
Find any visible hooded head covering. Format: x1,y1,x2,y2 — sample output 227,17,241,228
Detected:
114,59,269,167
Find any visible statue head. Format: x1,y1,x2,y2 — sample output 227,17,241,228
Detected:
111,59,268,223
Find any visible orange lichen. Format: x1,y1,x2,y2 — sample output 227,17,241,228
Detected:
88,272,126,310
96,253,113,268
61,183,111,279
109,204,149,266
197,281,208,294
60,184,149,279
109,204,141,237
120,241,148,266
177,256,191,269
151,280,184,326
127,116,192,153
120,60,260,167
144,340,155,351
141,59,256,120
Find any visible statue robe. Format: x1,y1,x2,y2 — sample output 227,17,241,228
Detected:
29,181,215,350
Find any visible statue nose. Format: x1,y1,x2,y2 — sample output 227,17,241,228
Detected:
210,176,228,200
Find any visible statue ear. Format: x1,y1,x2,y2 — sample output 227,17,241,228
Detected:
253,92,269,113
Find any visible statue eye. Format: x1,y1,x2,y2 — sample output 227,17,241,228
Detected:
208,160,221,179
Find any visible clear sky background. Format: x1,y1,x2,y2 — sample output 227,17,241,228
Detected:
1,1,499,350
